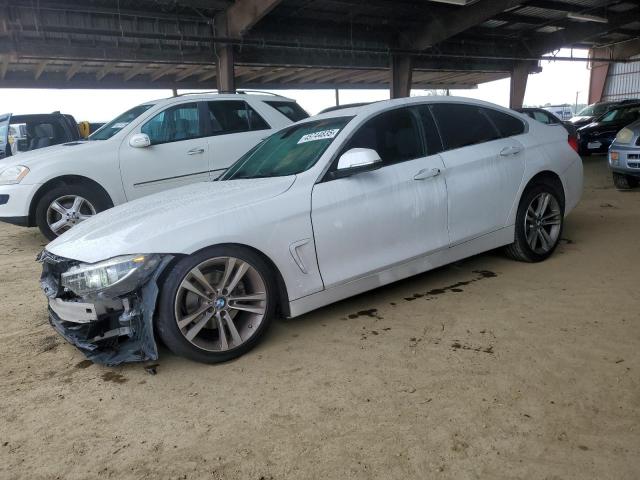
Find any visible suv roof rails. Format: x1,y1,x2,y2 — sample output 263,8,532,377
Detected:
319,102,372,114
174,90,286,98
175,90,219,97
236,90,285,97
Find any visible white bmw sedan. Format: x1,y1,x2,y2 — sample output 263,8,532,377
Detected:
39,96,583,365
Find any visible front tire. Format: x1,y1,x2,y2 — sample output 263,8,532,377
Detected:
35,183,112,240
504,181,565,262
156,246,277,364
612,172,638,190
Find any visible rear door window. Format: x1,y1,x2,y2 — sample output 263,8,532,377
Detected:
430,103,500,150
341,107,424,166
265,101,310,122
207,101,270,134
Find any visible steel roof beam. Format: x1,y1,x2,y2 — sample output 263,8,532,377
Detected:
226,0,284,38
533,8,639,55
406,0,524,50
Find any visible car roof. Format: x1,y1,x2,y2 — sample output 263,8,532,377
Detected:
607,102,640,111
8,113,69,122
148,92,299,104
307,95,519,123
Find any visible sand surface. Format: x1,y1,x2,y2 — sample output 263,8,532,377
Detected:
0,155,638,479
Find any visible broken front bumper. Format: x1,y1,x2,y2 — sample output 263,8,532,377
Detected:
39,251,172,366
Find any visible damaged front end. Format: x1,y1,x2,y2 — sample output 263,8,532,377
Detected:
38,250,172,366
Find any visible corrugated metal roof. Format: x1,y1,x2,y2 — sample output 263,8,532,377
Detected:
0,0,637,90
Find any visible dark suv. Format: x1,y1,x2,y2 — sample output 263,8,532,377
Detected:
0,112,81,159
577,102,640,155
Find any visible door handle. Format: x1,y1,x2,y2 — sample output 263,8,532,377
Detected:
499,146,523,156
413,168,441,180
187,147,205,155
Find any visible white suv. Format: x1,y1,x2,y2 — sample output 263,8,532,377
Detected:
0,93,308,239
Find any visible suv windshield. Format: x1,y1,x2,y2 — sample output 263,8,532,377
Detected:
578,103,613,117
89,104,155,140
222,117,352,179
598,105,640,124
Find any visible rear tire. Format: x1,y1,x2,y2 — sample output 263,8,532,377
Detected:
156,245,277,364
504,180,565,263
612,172,638,190
35,183,113,240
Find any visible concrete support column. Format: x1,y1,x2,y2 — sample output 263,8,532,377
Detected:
215,14,236,93
588,47,610,104
509,62,529,109
390,55,412,99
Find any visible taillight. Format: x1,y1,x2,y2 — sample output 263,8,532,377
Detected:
568,134,578,152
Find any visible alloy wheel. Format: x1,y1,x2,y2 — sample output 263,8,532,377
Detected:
173,256,268,352
46,195,97,236
524,192,562,255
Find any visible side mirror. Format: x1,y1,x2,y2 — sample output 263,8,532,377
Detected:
129,133,151,148
331,148,382,179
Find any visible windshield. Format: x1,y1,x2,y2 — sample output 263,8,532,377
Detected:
89,104,155,140
597,105,640,124
578,103,612,117
222,117,352,180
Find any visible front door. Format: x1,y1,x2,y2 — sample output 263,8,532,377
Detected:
119,102,210,200
311,107,449,288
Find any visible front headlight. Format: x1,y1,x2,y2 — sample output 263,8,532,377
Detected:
61,254,161,297
0,165,30,185
615,128,634,144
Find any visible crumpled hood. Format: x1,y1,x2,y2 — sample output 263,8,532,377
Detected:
0,141,98,171
46,176,296,263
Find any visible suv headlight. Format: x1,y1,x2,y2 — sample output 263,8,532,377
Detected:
0,166,30,185
615,128,634,144
61,254,161,297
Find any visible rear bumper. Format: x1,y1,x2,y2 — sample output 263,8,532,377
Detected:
561,157,583,215
577,137,614,155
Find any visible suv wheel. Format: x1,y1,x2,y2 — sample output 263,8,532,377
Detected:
612,172,638,190
35,183,112,240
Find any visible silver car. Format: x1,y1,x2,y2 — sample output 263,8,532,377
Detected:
609,119,640,190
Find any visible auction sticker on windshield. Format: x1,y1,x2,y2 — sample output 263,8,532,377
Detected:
297,129,340,144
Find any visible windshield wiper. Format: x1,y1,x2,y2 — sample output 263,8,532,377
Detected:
233,174,273,179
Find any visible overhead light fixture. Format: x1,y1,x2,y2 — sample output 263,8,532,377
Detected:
567,12,609,23
427,0,481,5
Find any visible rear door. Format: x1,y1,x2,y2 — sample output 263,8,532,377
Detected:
204,100,273,178
430,103,526,245
119,101,210,200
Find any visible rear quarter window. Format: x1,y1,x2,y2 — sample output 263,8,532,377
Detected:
265,101,310,122
483,108,526,137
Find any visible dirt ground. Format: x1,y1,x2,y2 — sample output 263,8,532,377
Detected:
0,155,638,480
